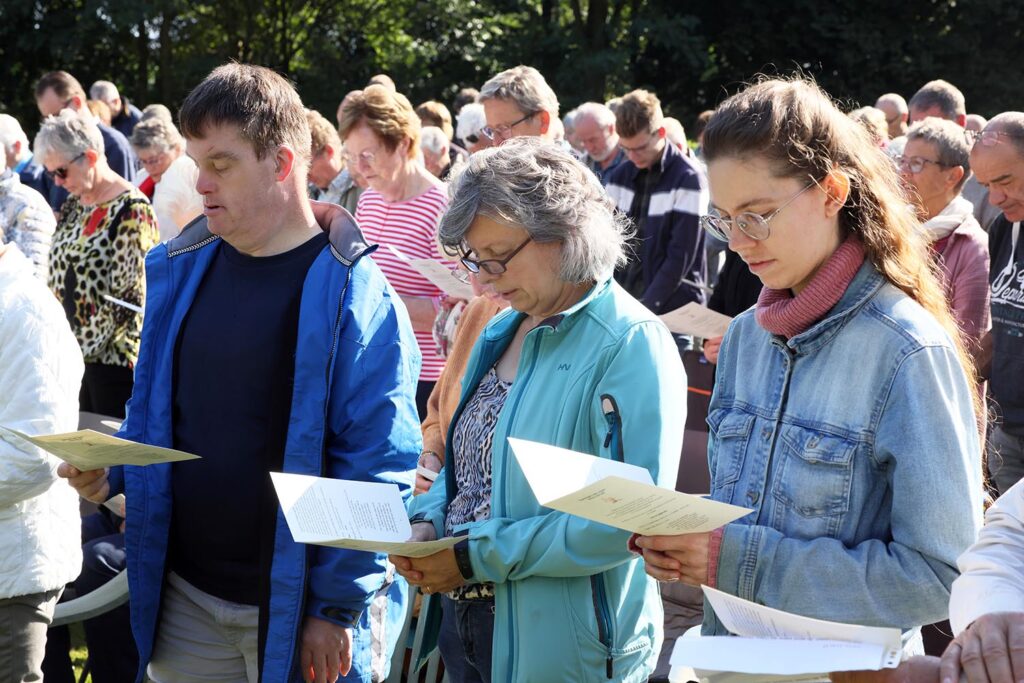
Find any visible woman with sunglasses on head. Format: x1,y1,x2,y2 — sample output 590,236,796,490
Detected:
339,85,450,418
34,110,157,418
392,137,686,682
634,78,983,659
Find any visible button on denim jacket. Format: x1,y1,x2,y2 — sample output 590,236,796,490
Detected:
706,262,983,647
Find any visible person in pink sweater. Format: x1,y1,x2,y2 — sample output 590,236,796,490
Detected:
898,117,991,367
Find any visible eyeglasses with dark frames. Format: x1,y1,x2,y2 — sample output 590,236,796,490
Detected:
459,237,532,276
481,112,536,141
46,152,86,180
700,182,816,243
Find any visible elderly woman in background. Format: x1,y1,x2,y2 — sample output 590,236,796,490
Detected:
897,117,990,366
849,106,890,148
455,103,490,155
394,138,686,682
129,117,201,241
339,84,451,416
35,110,158,417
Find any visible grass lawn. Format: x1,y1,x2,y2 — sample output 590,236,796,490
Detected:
69,621,91,683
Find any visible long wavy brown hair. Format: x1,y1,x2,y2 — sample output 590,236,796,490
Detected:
702,76,983,436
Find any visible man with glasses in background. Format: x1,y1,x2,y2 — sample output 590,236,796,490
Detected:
605,89,709,328
875,92,909,142
34,71,138,214
477,65,560,144
972,112,1024,497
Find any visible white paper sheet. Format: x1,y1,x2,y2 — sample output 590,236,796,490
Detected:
508,438,751,535
668,587,903,677
386,245,475,300
271,472,459,557
659,302,733,338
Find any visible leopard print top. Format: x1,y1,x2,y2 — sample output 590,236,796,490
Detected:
47,188,158,367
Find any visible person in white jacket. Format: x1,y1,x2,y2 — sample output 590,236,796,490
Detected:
942,480,1024,682
0,234,84,681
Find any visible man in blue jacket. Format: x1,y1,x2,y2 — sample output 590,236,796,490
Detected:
605,89,709,316
60,63,422,683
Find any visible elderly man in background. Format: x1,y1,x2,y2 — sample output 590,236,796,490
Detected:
90,80,142,138
573,101,625,184
478,65,560,144
0,226,84,683
420,126,453,180
876,92,909,141
306,108,362,215
416,100,468,170
0,114,53,200
974,112,1024,496
129,117,202,241
455,103,490,155
966,114,988,134
0,167,56,280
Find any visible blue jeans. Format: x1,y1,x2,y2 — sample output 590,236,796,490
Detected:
438,597,494,683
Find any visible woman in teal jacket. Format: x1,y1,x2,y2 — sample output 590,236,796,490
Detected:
392,137,687,683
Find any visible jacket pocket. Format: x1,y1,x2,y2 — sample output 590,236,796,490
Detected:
707,409,755,492
771,425,856,538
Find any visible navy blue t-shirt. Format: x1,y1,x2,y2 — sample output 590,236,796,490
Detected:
169,230,328,604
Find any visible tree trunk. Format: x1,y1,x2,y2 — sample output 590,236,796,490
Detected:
135,18,149,105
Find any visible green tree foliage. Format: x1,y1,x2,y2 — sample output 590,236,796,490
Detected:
1,0,1021,140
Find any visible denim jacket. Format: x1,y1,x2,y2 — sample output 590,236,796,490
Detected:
706,262,982,644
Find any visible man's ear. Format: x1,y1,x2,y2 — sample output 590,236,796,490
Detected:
821,170,851,217
537,110,551,135
274,145,297,181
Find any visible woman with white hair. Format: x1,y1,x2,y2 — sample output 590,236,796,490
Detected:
35,110,157,417
130,117,201,240
455,103,490,154
393,137,686,682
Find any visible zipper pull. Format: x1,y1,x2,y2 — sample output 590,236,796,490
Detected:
606,656,613,679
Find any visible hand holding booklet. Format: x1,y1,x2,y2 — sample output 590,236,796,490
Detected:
0,427,200,470
669,586,902,681
507,438,751,535
659,302,733,339
271,472,459,557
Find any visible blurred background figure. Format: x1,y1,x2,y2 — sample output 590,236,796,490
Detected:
849,106,889,148
89,80,143,138
129,116,202,241
455,103,490,155
305,108,362,214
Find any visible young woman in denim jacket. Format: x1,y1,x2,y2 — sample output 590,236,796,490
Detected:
635,78,984,655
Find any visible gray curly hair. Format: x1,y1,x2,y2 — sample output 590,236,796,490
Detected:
439,137,630,283
33,109,104,162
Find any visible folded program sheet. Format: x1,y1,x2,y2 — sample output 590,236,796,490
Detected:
508,438,751,535
0,427,200,470
669,586,902,680
271,472,459,557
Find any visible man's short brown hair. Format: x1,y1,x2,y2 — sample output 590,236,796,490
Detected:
338,85,420,159
35,71,87,103
415,101,453,140
615,89,663,138
178,63,311,162
306,109,341,156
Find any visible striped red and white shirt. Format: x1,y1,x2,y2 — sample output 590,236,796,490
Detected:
356,186,450,382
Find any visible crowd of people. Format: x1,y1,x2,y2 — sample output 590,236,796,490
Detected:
1,58,1023,683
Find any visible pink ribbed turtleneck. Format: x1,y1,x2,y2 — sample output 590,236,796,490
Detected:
755,236,866,339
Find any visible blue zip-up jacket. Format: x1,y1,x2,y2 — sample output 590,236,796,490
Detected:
707,262,983,650
409,278,686,682
107,214,422,682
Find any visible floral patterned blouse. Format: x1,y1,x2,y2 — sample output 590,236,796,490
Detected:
47,188,158,367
